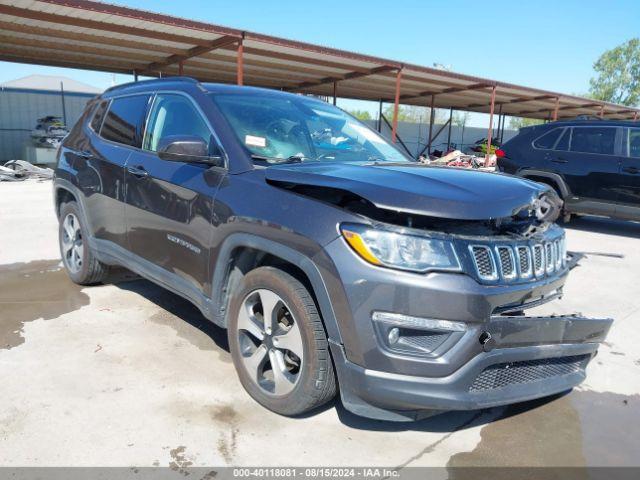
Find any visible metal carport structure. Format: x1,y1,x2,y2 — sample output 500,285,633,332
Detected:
1,0,639,157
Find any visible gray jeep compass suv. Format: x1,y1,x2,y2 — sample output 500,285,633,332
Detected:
53,78,611,421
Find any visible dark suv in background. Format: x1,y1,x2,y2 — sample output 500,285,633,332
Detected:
53,78,611,421
498,119,640,221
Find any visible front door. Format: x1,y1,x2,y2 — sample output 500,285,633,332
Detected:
124,92,225,296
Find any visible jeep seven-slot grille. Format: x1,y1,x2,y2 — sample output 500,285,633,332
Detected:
469,238,565,282
469,354,590,392
470,246,497,280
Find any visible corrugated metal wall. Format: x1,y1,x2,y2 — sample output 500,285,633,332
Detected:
0,88,96,162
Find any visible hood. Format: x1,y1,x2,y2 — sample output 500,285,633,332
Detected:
264,162,550,220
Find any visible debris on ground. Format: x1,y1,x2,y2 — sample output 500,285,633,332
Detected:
420,149,494,170
30,116,69,149
0,160,54,182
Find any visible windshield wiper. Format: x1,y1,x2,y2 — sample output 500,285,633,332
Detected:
250,154,310,164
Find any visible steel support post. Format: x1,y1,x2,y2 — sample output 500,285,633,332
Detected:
392,69,402,143
427,94,435,154
237,37,244,86
486,85,497,163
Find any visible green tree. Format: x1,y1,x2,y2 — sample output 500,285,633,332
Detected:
382,105,445,124
589,38,640,106
452,111,470,127
508,117,543,130
347,109,372,121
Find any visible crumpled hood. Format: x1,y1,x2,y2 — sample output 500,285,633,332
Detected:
265,162,550,220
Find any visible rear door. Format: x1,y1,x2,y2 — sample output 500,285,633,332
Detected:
124,92,226,296
616,127,640,216
74,94,151,248
552,126,620,208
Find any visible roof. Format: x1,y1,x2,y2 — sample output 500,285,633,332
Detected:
0,0,638,121
0,73,101,93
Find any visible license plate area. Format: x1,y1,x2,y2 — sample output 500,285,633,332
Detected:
487,314,612,348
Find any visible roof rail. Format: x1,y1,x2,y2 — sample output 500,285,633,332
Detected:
103,76,200,94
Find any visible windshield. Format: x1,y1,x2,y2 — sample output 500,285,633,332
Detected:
210,93,411,165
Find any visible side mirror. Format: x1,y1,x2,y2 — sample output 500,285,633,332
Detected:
157,135,224,167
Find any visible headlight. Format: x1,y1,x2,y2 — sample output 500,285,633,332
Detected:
340,223,461,273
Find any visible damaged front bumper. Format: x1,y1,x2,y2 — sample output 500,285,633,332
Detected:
323,235,612,421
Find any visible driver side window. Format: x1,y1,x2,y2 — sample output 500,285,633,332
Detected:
144,93,213,154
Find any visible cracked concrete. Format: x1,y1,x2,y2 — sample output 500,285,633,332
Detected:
1,181,639,468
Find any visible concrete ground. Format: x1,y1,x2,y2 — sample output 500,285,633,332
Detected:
1,180,639,469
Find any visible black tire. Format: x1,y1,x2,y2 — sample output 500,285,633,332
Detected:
227,266,336,416
58,201,108,285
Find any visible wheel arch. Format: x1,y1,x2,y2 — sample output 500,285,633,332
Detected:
210,233,343,344
54,185,78,217
518,169,571,199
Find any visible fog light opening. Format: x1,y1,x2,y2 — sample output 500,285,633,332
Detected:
372,311,467,332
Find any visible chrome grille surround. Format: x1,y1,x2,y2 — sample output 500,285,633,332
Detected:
495,246,517,281
533,244,545,277
469,245,498,281
545,242,555,274
516,246,533,279
467,234,566,284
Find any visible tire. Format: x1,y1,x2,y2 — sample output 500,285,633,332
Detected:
227,266,336,416
58,201,108,285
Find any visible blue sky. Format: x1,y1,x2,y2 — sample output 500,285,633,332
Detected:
1,0,638,126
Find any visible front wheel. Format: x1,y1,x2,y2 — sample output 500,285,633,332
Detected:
227,267,336,416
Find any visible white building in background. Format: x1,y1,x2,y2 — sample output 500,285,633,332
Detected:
0,75,101,162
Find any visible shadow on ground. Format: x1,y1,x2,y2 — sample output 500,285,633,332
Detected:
115,277,568,434
561,215,640,239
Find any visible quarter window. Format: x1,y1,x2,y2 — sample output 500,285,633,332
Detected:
143,94,213,153
533,128,563,150
570,127,616,155
100,95,151,148
628,129,640,158
90,100,108,132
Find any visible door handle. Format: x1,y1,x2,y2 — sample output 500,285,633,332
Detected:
623,166,639,174
127,165,149,178
551,157,568,164
69,148,93,159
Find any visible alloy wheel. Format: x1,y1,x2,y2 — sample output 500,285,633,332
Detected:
61,213,84,273
236,289,304,396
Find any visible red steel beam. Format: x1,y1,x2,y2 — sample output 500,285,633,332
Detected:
400,82,490,101
486,85,497,164
287,65,395,92
392,69,403,143
144,35,239,74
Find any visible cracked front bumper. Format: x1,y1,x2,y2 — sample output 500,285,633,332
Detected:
322,237,612,421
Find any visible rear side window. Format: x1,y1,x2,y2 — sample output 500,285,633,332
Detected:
533,128,563,149
629,129,640,158
100,95,151,148
90,100,108,132
570,127,616,155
